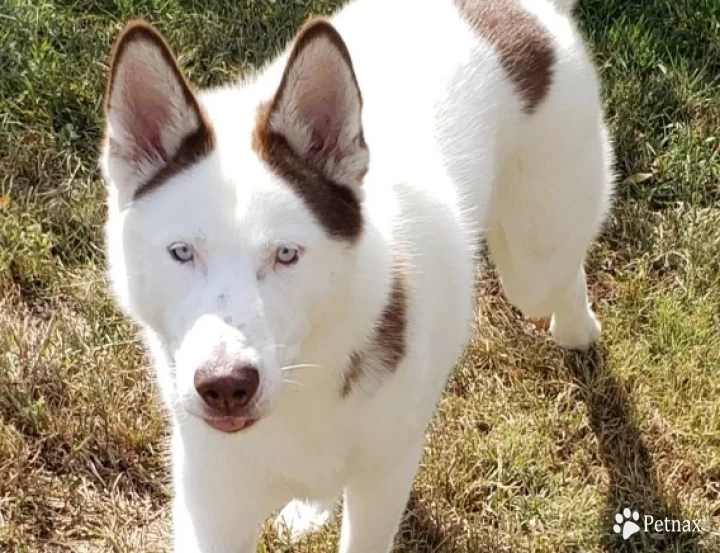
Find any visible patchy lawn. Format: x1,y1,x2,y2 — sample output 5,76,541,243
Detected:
1,0,718,551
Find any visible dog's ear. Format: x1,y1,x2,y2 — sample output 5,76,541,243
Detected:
102,20,212,196
268,19,368,188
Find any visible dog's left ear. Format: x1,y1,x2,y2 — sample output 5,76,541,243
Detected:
268,19,368,188
102,20,213,197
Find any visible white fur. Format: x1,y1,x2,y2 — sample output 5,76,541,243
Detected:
552,0,578,13
101,1,613,551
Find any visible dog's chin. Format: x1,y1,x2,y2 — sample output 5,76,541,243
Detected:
182,402,269,434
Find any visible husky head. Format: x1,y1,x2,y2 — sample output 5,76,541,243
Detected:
101,20,371,433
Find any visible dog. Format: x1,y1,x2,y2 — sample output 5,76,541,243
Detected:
100,0,613,550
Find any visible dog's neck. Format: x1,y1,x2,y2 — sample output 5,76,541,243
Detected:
298,215,398,391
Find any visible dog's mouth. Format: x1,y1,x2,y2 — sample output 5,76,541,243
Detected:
203,416,257,433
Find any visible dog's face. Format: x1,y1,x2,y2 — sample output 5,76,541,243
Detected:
101,20,368,432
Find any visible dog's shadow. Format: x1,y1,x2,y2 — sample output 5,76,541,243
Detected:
396,492,454,553
397,492,505,553
562,346,706,553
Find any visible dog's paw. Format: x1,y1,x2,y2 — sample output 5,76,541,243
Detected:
274,499,333,543
550,307,601,350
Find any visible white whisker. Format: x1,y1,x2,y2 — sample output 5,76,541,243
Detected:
280,363,327,372
282,377,321,398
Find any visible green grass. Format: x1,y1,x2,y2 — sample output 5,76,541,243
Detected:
1,0,718,551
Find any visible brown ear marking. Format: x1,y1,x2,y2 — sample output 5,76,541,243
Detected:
135,123,215,199
252,18,364,242
341,268,408,398
253,103,364,241
456,0,555,114
104,19,215,200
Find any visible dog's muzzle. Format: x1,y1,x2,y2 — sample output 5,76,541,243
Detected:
194,362,260,433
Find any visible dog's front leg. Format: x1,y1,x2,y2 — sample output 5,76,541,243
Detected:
170,430,268,553
172,494,261,553
339,441,424,553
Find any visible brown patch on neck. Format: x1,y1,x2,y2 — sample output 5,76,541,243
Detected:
252,102,363,242
456,0,555,114
104,20,215,200
342,268,408,398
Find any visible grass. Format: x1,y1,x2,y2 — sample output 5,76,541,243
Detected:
0,0,718,551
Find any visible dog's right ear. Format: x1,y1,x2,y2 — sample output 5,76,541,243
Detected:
102,21,213,198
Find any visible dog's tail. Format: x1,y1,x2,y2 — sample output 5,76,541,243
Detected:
551,0,578,14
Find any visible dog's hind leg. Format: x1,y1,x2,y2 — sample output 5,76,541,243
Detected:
274,497,336,543
486,123,613,350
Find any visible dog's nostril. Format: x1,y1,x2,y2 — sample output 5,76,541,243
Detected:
194,364,260,414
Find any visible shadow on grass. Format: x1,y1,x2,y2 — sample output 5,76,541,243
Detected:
578,0,720,209
562,347,706,553
580,0,718,76
397,493,452,552
399,493,502,553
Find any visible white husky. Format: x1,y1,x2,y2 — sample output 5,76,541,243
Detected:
101,0,613,550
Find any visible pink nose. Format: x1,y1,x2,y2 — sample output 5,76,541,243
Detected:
193,365,260,415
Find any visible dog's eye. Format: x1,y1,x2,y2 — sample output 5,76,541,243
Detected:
276,246,299,266
168,242,194,263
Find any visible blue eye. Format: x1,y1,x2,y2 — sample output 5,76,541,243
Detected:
276,246,299,265
168,242,194,263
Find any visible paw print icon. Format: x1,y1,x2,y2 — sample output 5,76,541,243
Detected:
614,508,641,540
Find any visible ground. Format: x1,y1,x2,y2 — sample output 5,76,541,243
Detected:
0,0,718,552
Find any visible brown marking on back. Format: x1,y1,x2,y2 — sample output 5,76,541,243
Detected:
104,20,215,200
456,0,555,113
251,19,364,242
341,268,408,398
